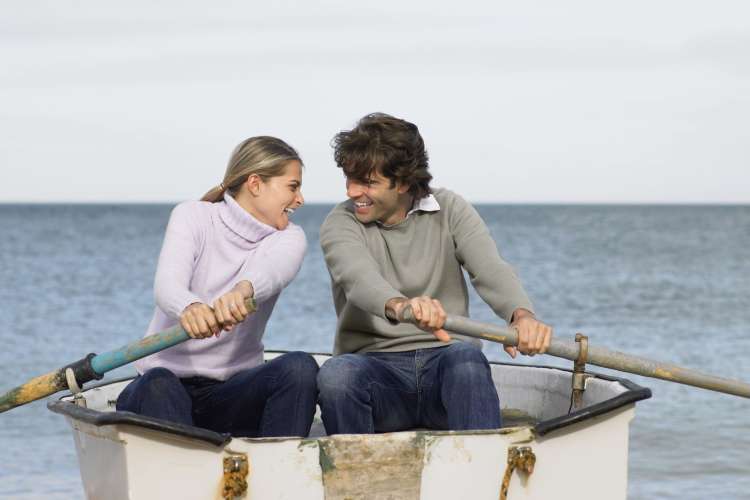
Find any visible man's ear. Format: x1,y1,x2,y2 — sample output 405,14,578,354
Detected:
396,182,410,195
244,174,263,196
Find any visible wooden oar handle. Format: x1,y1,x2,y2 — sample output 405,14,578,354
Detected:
416,312,750,399
398,305,521,347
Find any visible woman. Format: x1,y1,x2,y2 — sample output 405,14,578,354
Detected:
117,136,318,438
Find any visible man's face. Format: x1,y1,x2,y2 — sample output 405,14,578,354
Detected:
345,169,410,225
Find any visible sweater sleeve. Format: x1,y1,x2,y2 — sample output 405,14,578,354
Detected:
320,208,404,319
241,224,307,304
153,203,205,320
447,192,535,323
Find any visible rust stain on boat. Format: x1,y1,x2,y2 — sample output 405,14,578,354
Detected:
319,433,426,499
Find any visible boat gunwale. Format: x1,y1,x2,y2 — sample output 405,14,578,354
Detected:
47,353,651,445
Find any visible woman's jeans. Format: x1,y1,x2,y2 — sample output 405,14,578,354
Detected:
116,351,319,438
317,342,501,434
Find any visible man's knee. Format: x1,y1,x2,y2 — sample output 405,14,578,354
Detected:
317,354,369,399
440,342,492,378
443,342,489,364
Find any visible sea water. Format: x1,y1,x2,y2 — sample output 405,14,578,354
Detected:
0,203,748,499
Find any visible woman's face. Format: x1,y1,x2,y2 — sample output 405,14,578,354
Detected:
250,160,304,230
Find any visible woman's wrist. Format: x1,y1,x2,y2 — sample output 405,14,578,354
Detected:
233,280,254,299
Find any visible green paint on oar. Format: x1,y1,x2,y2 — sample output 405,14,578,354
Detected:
0,298,256,414
399,309,750,399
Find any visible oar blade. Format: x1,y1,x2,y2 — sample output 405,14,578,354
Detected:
0,368,67,414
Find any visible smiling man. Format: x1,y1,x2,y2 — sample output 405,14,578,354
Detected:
317,113,553,434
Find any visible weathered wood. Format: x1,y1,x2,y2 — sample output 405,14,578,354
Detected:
400,310,750,399
0,369,67,413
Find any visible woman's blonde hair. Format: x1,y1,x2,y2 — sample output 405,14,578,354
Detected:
201,136,302,203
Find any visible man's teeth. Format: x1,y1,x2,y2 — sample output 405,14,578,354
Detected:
283,208,295,215
354,202,372,207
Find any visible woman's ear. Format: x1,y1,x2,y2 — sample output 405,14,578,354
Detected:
244,174,263,196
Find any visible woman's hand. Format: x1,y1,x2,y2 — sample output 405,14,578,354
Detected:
213,280,254,332
180,303,221,339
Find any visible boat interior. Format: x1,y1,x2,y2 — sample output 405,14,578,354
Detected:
51,353,651,443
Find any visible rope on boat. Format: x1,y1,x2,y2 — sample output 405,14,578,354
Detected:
64,368,82,394
499,446,536,500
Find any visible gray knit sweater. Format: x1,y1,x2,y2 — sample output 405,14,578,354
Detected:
320,188,534,355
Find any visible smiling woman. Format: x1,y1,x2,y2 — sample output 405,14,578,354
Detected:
116,136,318,439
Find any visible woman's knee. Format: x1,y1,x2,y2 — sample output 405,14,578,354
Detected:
135,367,183,394
276,351,319,387
141,367,180,382
117,367,182,411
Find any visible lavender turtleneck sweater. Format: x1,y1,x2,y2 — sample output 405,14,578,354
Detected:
135,194,307,380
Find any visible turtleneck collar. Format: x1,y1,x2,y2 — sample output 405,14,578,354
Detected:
217,194,277,243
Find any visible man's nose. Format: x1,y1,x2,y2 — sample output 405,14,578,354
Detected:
346,179,364,198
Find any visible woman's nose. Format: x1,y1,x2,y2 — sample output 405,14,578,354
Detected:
296,190,304,207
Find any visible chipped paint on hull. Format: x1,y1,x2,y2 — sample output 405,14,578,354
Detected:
319,433,426,500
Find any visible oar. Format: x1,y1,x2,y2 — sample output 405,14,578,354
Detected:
399,311,750,399
0,298,257,414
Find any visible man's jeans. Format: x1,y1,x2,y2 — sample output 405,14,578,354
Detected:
317,342,501,434
116,351,319,438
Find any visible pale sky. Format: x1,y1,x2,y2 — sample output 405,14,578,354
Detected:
2,1,748,203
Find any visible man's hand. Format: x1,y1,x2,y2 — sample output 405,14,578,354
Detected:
386,296,451,342
213,280,254,333
505,308,553,359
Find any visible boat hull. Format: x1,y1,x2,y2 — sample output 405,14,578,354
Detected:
50,356,650,499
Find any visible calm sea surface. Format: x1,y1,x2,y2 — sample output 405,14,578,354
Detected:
0,203,748,499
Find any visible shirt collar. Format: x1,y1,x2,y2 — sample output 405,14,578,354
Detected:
408,194,440,215
376,194,441,227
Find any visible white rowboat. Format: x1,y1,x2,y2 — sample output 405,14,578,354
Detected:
48,352,650,500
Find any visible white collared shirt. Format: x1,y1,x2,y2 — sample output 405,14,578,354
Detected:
378,194,441,227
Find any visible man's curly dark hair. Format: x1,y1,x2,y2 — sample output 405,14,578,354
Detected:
332,113,432,200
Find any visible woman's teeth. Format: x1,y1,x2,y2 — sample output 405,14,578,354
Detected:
283,208,295,215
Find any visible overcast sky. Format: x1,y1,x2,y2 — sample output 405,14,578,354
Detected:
2,1,748,203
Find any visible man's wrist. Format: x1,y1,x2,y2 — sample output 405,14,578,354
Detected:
511,308,535,323
385,297,408,322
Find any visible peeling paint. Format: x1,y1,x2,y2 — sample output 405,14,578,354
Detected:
319,433,426,499
298,439,320,449
0,369,67,413
501,408,537,428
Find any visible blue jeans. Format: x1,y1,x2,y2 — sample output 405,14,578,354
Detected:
116,351,319,438
317,342,501,434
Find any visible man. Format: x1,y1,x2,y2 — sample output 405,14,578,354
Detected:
317,113,552,434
